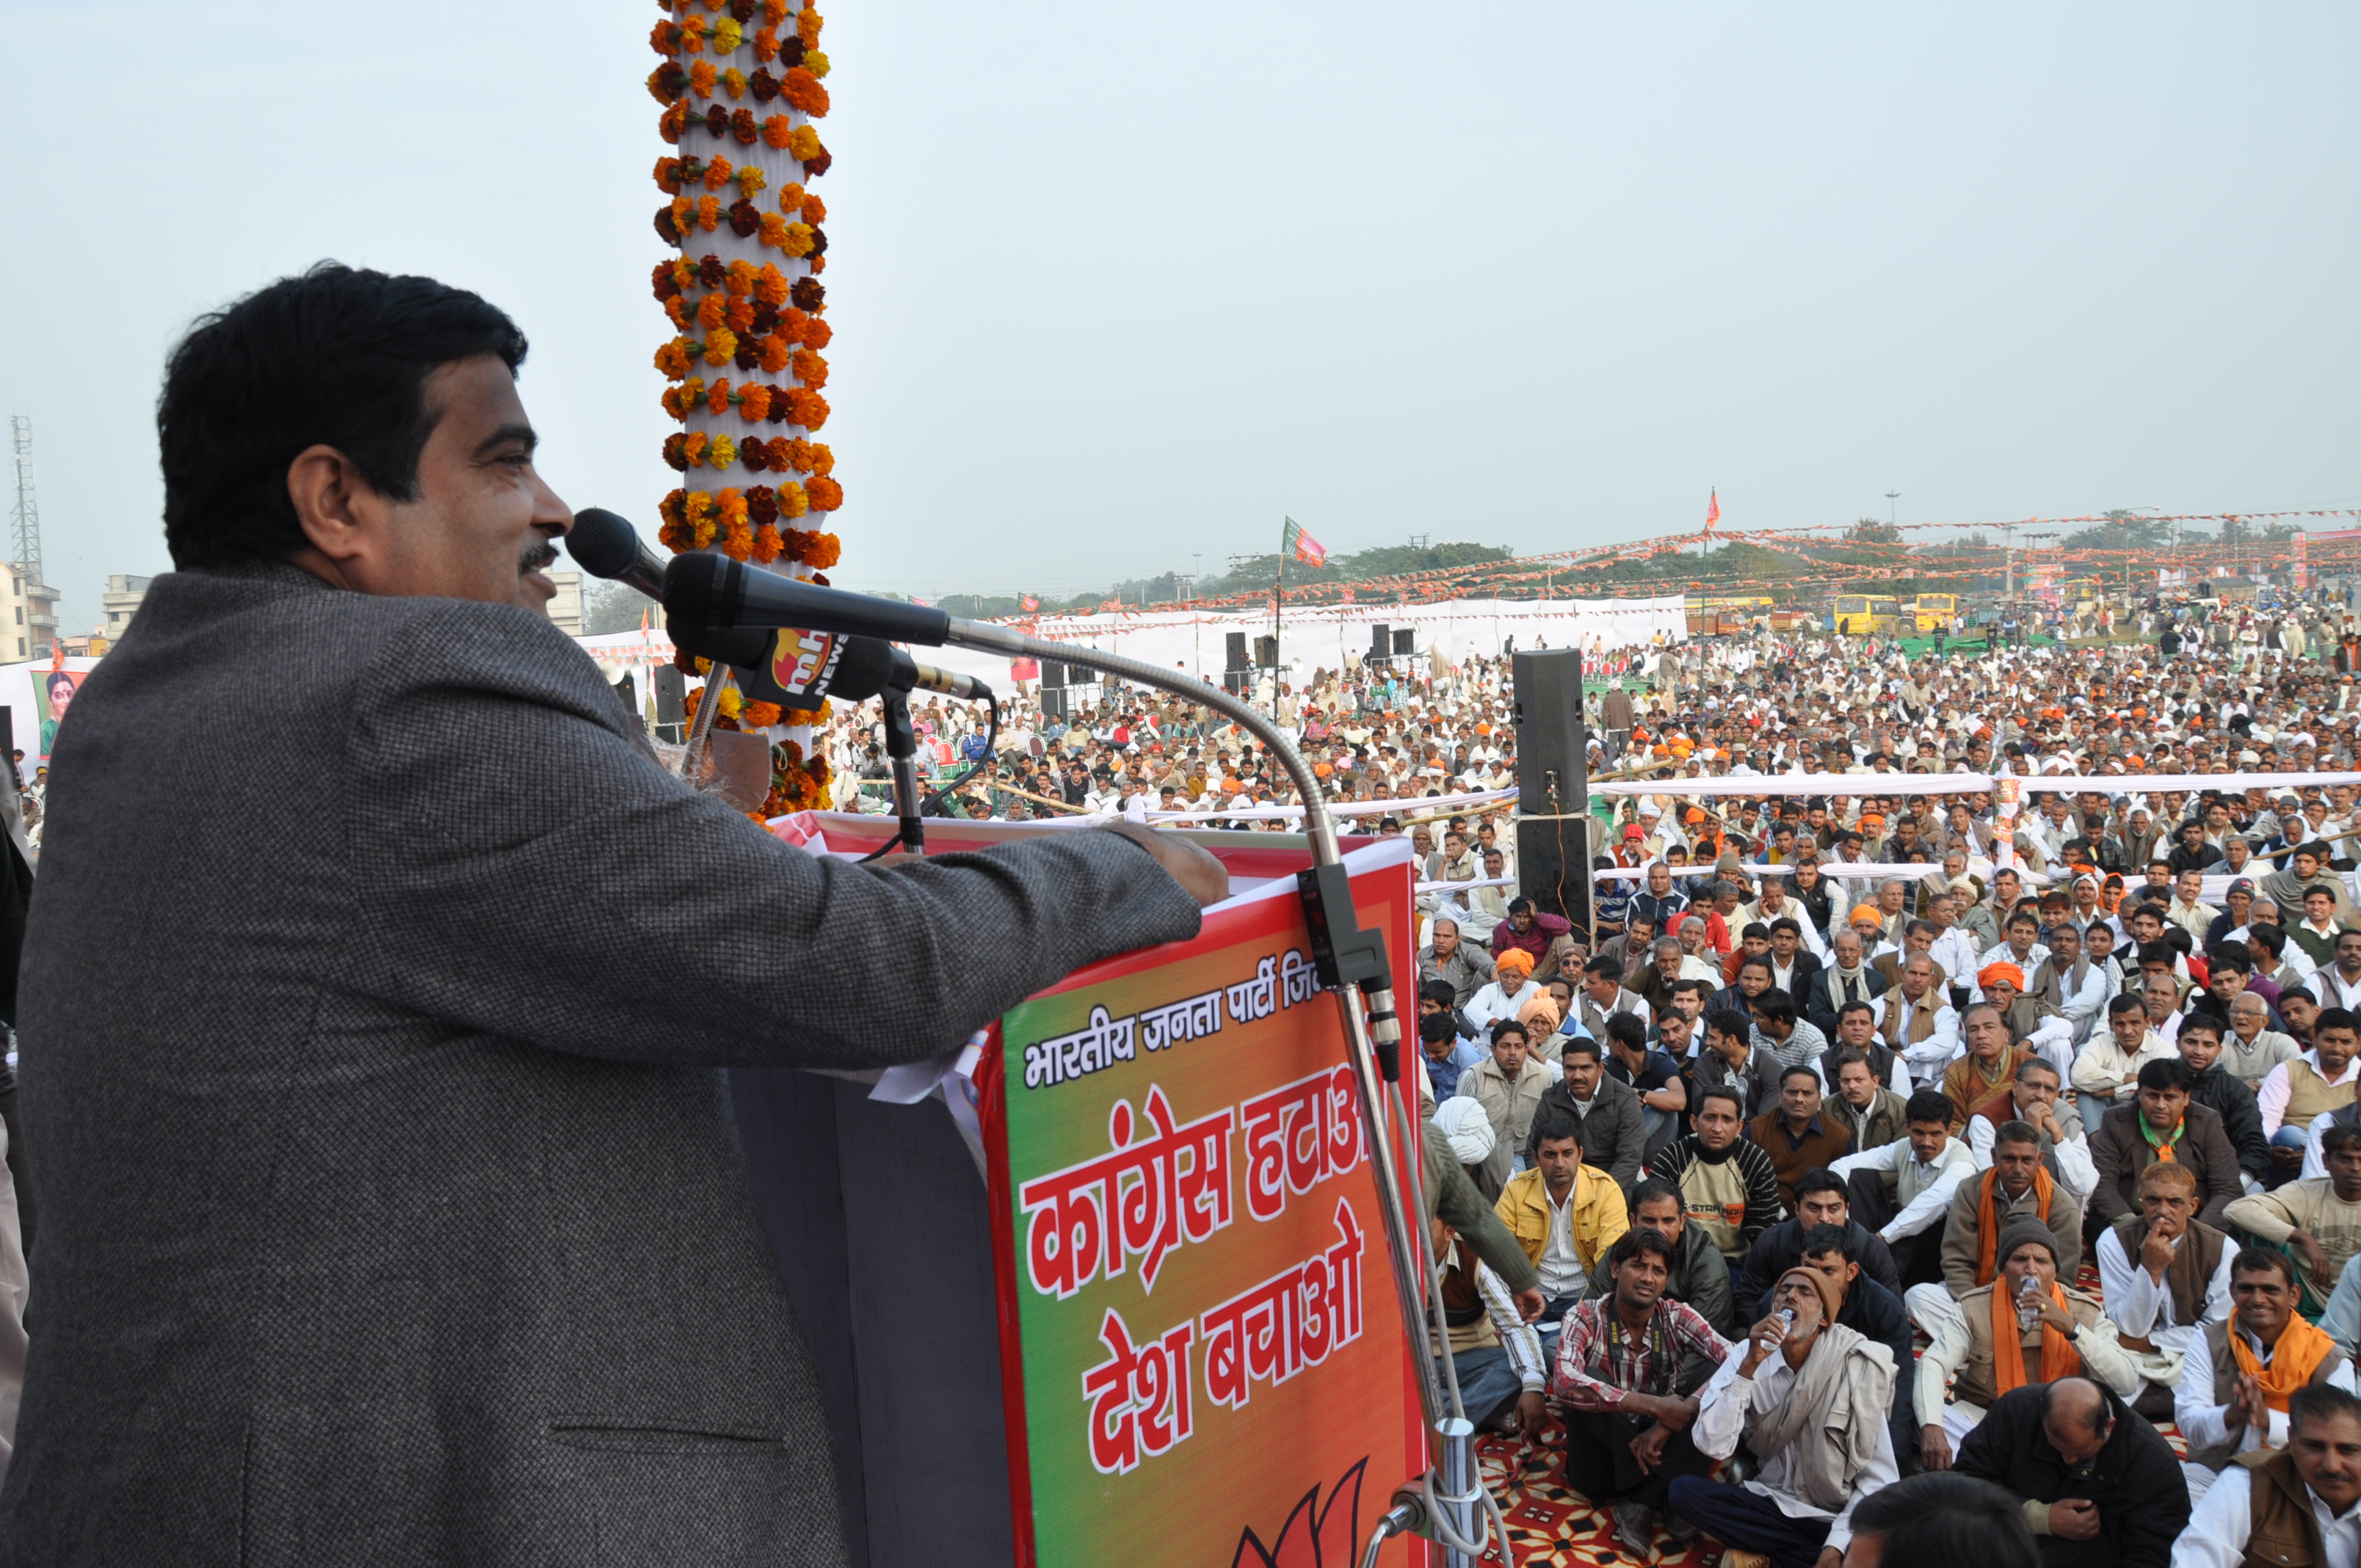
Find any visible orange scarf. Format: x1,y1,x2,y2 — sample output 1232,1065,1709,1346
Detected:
1974,1166,2056,1287
1991,1280,2082,1395
2231,1315,2340,1412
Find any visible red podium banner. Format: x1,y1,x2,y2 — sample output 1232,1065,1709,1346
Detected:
978,840,1428,1567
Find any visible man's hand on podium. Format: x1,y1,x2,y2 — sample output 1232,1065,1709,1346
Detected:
1105,823,1231,908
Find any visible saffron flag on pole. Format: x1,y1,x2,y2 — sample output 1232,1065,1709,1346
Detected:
1705,490,1720,532
1021,594,1040,612
1281,516,1327,568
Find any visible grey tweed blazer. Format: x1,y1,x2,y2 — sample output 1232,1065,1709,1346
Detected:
0,561,1200,1564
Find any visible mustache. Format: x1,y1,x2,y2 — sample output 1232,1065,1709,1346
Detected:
520,537,562,573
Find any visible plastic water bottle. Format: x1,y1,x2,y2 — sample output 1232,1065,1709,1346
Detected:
1762,1307,1794,1352
2017,1271,2042,1325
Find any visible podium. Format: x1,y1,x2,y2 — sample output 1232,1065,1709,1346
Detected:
729,813,1431,1568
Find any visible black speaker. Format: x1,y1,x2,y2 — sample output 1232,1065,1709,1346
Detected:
612,670,639,730
653,665,687,744
1041,686,1067,721
1042,660,1065,690
1392,629,1415,658
1254,634,1278,669
1224,631,1250,694
1509,648,1592,939
1370,623,1390,665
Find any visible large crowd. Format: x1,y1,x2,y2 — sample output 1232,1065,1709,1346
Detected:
819,589,2361,1568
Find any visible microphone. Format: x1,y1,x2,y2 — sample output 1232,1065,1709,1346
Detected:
665,551,952,648
567,507,668,602
672,621,993,709
571,510,994,709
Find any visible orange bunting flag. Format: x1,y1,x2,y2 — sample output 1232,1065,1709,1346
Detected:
1705,489,1721,531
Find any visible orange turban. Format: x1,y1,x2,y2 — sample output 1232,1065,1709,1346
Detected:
1979,962,2025,992
1495,948,1536,980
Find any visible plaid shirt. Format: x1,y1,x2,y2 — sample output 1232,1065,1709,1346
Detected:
1550,1295,1730,1409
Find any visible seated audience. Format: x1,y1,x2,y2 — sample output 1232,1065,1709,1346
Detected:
1791,1222,1920,1490
2173,1384,2361,1568
1963,1056,2098,1203
1842,1471,2039,1568
1552,1227,1733,1556
2177,1013,2274,1188
1911,1122,2088,1341
1527,1037,1647,1188
1669,1266,1898,1568
1736,1168,1903,1324
1589,1177,1739,1337
1915,1223,2138,1467
1493,1116,1630,1344
1465,1017,1560,1173
1648,1086,1782,1288
1825,1042,1909,1153
1953,1376,2188,1568
1429,1211,1549,1439
2176,1247,2358,1500
1832,1089,1980,1291
2096,1161,2234,1418
2089,1058,2247,1228
2224,1122,2361,1323
1748,1064,1857,1213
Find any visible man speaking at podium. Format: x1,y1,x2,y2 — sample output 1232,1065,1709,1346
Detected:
0,265,1225,1564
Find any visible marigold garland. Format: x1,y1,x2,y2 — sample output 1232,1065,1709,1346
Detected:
652,0,842,724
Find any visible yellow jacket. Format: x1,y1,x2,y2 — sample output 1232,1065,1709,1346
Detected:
1493,1163,1631,1275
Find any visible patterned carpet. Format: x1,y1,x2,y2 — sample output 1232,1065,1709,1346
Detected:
1474,1262,2183,1567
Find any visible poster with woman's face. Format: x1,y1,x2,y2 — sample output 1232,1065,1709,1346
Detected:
37,669,85,761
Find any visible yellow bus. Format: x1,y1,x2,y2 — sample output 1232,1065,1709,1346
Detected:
1905,592,1959,631
1831,594,1901,635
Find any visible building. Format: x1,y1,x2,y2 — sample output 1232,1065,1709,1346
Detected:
99,575,152,645
546,570,585,637
0,567,57,662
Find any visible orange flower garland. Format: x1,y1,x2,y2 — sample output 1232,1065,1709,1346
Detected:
652,0,841,812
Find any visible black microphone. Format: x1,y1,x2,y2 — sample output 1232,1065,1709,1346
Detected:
567,507,667,602
665,551,952,648
672,621,993,709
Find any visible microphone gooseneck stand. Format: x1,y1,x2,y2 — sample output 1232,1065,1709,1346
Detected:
941,622,1509,1567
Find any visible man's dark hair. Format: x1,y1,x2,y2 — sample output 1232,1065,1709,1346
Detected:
2321,1124,2361,1161
1794,1167,1847,1206
1488,1018,1528,1047
1605,1012,1648,1052
1798,1221,1857,1263
2318,1007,2361,1037
1693,1084,1744,1119
2233,1245,2299,1289
1904,1088,1953,1127
1778,1062,1819,1089
1418,1013,1458,1045
2208,944,2253,976
159,263,531,568
1561,1036,1604,1063
2290,1383,2361,1437
1768,916,1802,938
2252,923,2288,958
2014,1056,2059,1084
1606,1225,1673,1273
1629,1176,1682,1216
2136,941,2179,969
1531,1115,1582,1153
1419,977,1458,1006
2107,992,2147,1019
1668,978,1707,1001
1751,990,1798,1026
1585,954,1625,984
1993,1118,2042,1153
1506,896,1534,916
1836,1001,1876,1026
2136,1057,2193,1094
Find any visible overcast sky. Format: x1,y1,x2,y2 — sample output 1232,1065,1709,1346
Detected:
1,1,2354,630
